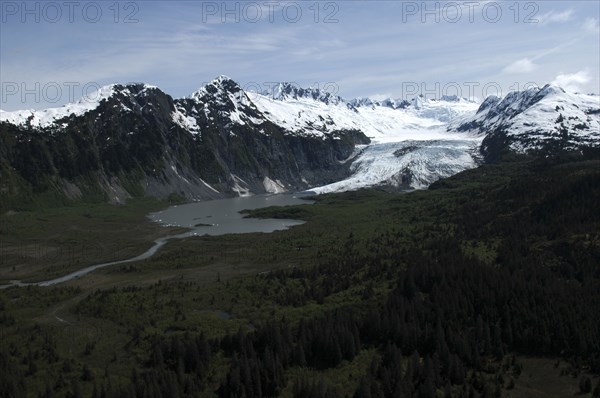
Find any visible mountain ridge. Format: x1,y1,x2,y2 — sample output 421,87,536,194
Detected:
1,77,598,210
451,83,600,161
0,77,370,210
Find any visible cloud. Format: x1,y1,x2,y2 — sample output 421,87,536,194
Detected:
583,18,600,34
503,58,537,74
538,9,574,25
367,93,394,101
552,71,591,92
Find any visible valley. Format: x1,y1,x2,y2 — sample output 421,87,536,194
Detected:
3,0,600,396
1,193,312,288
0,79,599,398
1,155,599,397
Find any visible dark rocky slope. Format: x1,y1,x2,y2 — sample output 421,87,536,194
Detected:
0,78,368,209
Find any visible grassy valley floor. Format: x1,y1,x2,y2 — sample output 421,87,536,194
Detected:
1,155,599,398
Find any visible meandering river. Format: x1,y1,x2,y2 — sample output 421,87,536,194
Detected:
0,194,312,289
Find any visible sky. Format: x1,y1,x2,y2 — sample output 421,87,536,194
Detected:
1,0,599,110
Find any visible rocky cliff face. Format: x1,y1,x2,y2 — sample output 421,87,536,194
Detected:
0,77,369,207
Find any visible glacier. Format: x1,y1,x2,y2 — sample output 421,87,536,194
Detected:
310,139,481,194
2,77,597,196
250,86,481,193
249,82,483,193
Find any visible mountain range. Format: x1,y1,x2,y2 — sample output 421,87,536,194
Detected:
1,76,598,208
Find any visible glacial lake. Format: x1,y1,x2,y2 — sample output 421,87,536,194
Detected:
0,193,313,289
148,193,314,235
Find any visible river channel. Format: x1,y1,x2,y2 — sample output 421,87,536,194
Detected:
1,194,312,288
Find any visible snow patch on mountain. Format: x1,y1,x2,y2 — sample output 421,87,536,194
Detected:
252,92,479,142
263,177,287,194
200,178,219,194
172,106,200,135
231,175,252,197
0,85,118,128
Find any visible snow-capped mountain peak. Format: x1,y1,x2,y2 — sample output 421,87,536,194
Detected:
440,94,470,103
453,83,600,158
348,97,375,107
189,76,244,100
348,97,411,110
476,95,501,114
182,76,265,130
2,77,598,197
262,82,344,105
0,84,119,129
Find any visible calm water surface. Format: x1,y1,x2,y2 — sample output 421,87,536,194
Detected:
148,193,313,235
